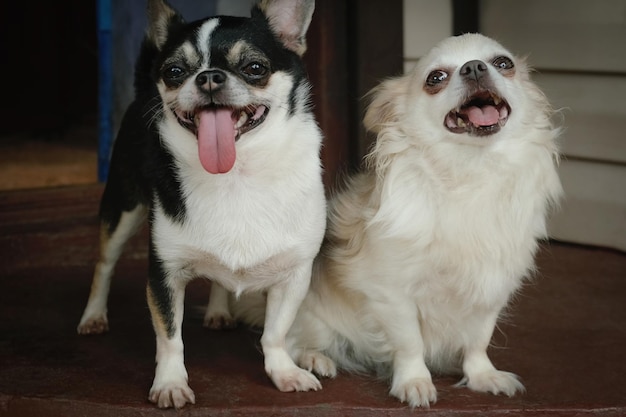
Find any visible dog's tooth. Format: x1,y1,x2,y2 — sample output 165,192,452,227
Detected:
457,117,466,127
235,111,248,129
493,95,502,105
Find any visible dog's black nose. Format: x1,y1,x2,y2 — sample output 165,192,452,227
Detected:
196,70,226,91
460,60,488,81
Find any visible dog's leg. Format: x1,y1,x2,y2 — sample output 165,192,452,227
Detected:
203,282,236,330
459,311,525,396
262,261,321,392
77,205,147,334
289,309,338,378
369,294,437,408
297,350,337,378
146,248,195,409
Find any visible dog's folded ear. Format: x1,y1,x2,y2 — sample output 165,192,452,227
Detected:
364,76,408,135
146,0,185,50
256,0,315,56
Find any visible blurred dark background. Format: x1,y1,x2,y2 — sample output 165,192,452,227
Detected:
1,1,98,137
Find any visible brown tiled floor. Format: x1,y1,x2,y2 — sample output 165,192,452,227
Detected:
1,185,625,416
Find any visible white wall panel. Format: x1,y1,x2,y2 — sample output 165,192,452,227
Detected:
550,160,626,251
403,0,452,71
533,73,626,164
481,0,626,72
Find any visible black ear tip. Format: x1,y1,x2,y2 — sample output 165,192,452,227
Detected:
250,4,264,17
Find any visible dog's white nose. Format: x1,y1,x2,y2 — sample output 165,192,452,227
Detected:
460,60,487,81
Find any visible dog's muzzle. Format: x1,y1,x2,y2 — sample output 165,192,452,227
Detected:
173,104,269,174
445,60,511,137
175,105,269,140
445,89,510,137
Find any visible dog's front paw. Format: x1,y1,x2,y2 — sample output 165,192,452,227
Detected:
298,351,337,378
390,377,437,408
462,370,525,397
149,380,195,409
268,365,322,392
77,315,109,335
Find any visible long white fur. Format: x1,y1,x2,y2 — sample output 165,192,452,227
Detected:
229,33,563,408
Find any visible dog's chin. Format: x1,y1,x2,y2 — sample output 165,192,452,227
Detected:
444,89,511,138
174,104,269,140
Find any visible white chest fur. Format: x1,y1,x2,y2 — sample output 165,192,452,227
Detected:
152,113,326,293
357,138,561,323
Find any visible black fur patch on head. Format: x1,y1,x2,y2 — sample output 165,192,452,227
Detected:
150,10,309,112
122,2,314,225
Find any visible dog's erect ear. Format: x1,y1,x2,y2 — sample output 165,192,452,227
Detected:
363,76,407,135
147,0,185,50
257,0,315,56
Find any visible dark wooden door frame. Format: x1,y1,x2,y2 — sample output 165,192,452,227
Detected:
452,0,480,35
305,0,404,188
306,0,481,188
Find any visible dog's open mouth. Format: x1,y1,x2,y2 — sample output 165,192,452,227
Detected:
175,105,269,139
445,90,510,136
174,105,269,174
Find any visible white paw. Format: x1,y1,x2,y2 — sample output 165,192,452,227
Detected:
268,365,322,392
462,370,525,396
390,377,437,408
203,312,237,330
77,315,109,335
148,380,195,409
298,351,337,378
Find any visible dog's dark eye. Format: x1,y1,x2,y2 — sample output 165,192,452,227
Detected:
241,62,268,79
492,56,514,71
163,65,186,81
426,70,448,87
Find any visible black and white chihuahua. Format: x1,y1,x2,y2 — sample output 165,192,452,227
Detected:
77,0,325,409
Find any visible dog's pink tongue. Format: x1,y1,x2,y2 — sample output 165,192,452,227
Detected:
197,108,236,174
465,105,499,127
